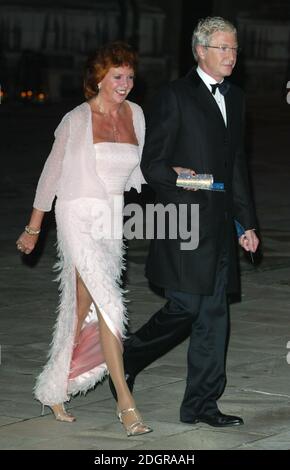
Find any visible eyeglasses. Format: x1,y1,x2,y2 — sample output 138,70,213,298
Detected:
205,45,240,54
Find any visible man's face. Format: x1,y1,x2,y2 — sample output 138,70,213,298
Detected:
197,31,237,82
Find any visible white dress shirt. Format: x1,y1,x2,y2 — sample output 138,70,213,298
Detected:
196,66,227,125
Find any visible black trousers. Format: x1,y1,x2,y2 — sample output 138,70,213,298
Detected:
123,251,229,420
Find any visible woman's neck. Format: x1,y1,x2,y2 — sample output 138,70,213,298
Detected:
93,95,123,117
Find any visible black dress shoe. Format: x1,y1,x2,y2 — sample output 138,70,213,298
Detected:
181,411,244,427
108,373,135,401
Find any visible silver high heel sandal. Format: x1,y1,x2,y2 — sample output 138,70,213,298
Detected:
41,403,76,423
117,407,152,437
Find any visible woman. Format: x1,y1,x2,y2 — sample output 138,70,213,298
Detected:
16,41,152,437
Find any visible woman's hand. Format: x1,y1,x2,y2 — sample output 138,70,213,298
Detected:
16,232,39,255
16,209,44,255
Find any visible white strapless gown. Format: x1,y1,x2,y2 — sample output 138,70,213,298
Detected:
34,143,139,405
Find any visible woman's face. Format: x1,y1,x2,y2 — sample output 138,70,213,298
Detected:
99,65,134,104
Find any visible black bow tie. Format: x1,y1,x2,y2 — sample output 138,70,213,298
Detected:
210,81,230,96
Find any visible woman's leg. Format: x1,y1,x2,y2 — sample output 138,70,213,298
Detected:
76,272,132,406
97,311,151,433
75,270,93,344
97,311,133,409
76,273,151,433
48,272,92,422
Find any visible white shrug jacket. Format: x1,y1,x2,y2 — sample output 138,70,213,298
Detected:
33,100,146,211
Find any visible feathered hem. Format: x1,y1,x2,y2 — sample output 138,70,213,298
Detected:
68,364,108,396
34,198,128,405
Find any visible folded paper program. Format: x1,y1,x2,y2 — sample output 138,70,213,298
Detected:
234,220,245,238
176,173,224,191
234,220,254,263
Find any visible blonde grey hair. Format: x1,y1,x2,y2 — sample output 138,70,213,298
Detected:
192,16,237,61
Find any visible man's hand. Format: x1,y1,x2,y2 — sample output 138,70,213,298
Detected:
172,167,196,176
239,229,259,253
173,167,197,191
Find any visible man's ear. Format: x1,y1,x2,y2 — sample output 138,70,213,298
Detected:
196,44,206,61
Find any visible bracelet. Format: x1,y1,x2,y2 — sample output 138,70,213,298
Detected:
25,225,41,235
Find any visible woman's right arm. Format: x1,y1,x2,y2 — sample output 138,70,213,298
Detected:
16,208,44,255
16,114,70,255
33,114,70,211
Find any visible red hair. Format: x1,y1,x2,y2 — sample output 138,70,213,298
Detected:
84,41,138,99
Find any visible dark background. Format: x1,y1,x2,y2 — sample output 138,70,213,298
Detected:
0,0,289,228
1,0,290,103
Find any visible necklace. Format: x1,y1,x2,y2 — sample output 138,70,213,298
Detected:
95,97,120,142
111,121,119,142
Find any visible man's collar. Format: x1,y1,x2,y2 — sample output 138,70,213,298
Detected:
196,66,224,91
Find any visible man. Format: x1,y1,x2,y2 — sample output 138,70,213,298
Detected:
110,16,259,427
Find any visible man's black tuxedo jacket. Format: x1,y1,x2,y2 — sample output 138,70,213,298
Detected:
141,69,257,295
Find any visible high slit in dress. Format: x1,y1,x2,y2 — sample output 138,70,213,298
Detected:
34,101,145,406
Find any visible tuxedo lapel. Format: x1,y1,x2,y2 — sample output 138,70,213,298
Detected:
185,69,227,129
224,88,234,132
